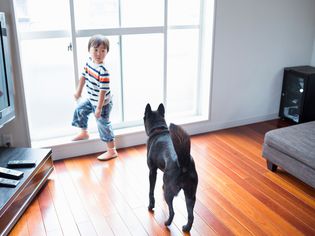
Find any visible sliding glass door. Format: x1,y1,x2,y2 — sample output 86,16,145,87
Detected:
14,0,76,140
14,0,214,142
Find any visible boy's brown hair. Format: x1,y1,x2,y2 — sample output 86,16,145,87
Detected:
88,35,110,52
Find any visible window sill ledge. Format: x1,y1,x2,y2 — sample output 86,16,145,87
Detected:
31,115,209,150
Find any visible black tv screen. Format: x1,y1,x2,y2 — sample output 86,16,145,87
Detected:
0,47,9,110
0,12,15,128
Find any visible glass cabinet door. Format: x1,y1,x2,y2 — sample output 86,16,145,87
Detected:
281,73,305,123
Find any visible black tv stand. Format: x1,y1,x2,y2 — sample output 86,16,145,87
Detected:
0,147,54,236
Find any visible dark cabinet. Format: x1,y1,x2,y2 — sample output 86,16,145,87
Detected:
279,66,315,123
0,147,53,235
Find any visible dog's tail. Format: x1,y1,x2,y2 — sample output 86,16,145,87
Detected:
169,123,191,167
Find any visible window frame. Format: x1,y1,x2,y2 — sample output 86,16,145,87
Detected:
15,0,214,141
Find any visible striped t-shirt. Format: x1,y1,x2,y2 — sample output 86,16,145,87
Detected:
82,57,111,106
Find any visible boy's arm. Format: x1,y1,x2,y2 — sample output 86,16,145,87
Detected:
74,75,85,100
95,90,105,118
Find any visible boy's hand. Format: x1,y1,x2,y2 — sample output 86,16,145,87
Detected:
95,107,102,119
74,92,81,101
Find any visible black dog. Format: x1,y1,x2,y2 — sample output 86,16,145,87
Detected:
143,103,198,232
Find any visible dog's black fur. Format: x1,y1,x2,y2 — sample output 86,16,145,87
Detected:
143,103,198,232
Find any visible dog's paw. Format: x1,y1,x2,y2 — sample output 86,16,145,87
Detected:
182,224,192,232
164,219,172,226
148,203,154,212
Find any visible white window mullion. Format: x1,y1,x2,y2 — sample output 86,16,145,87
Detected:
76,27,164,37
118,0,125,122
167,25,200,30
199,0,214,118
196,0,204,115
163,0,168,108
69,0,79,87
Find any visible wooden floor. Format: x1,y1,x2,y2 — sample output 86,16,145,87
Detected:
9,120,315,236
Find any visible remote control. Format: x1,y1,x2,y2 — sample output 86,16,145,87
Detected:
7,160,36,168
0,167,24,180
0,177,20,187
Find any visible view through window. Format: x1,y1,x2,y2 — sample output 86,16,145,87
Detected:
14,0,214,142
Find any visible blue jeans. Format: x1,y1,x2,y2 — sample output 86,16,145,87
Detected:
72,99,115,142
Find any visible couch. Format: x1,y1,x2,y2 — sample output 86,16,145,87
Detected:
262,121,315,188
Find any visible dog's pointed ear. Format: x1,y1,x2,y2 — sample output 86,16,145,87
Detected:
158,103,165,117
145,103,152,116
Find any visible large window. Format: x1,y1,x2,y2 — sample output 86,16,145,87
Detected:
14,0,214,142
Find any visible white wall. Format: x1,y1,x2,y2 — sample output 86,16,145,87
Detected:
211,0,315,125
1,0,315,159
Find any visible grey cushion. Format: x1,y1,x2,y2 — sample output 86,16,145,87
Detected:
264,121,315,169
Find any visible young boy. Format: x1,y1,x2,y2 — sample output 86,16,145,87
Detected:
72,34,118,161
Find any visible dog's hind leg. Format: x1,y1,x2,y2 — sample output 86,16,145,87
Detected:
182,190,196,232
164,191,175,226
148,168,157,211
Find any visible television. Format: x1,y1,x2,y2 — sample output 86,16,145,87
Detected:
0,12,15,128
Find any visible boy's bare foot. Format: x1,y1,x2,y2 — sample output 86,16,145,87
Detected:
97,149,118,161
72,132,89,141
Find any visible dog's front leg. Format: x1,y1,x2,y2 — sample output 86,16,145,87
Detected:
164,191,175,226
182,192,196,232
148,168,157,211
